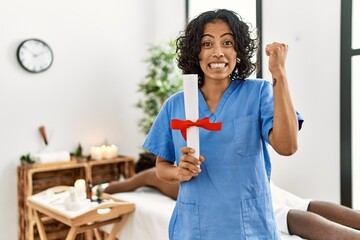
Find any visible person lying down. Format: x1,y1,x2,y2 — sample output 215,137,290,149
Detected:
105,167,360,240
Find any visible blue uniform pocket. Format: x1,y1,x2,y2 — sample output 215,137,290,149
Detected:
169,201,201,240
241,193,279,239
234,115,261,157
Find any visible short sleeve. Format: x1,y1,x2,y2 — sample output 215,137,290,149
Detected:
259,81,304,144
142,100,176,163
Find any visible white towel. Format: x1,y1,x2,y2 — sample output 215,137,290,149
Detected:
32,151,71,164
271,181,311,236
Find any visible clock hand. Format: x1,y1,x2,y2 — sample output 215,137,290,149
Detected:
22,46,37,57
34,51,48,58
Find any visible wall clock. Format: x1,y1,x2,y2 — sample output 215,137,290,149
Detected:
17,38,54,73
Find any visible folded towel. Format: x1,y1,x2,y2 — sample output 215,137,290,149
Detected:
32,151,71,164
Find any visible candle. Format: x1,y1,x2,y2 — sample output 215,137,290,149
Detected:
91,144,118,160
183,74,199,159
74,179,86,200
110,144,118,158
100,145,107,159
90,146,102,160
105,145,112,159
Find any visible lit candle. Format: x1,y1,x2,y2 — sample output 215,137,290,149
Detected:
105,145,112,159
100,145,107,159
110,145,118,158
183,74,199,159
90,146,102,160
74,179,86,200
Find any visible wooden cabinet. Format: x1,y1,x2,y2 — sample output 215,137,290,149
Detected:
17,156,135,240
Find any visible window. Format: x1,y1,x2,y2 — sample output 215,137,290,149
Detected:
352,55,360,209
351,0,360,208
341,0,360,208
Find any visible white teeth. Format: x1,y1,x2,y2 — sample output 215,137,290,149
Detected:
210,63,226,69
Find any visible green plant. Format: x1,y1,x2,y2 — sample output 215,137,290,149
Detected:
20,153,35,164
136,41,183,135
71,143,88,162
72,143,83,157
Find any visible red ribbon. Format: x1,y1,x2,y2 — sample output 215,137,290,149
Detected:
170,117,222,141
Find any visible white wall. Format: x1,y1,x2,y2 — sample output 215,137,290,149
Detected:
262,0,341,203
0,0,185,239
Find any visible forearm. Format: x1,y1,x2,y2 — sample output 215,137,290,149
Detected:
104,171,148,194
270,71,299,155
104,180,137,194
156,147,203,183
156,156,180,183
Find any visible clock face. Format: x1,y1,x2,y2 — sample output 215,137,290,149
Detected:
17,39,54,73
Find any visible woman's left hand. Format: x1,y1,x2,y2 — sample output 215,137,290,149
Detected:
265,42,288,77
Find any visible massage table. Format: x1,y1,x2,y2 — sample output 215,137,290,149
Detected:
102,186,306,240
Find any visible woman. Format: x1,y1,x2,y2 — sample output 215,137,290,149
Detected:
143,9,301,239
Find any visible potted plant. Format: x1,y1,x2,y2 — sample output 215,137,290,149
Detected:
136,40,183,165
136,40,182,135
71,143,88,163
20,153,35,166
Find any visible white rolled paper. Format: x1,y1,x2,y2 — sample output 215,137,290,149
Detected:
183,74,200,159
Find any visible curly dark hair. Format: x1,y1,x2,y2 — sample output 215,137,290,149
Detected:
176,9,259,87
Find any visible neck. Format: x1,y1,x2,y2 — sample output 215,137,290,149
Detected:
200,77,231,113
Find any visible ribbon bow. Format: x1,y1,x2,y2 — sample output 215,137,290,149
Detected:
170,117,222,141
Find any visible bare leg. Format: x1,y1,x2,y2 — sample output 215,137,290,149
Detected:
287,209,360,240
104,168,179,200
307,201,360,230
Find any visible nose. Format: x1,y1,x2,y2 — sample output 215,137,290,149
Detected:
212,46,224,58
212,53,224,58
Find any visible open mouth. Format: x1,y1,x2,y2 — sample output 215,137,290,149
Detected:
209,63,227,69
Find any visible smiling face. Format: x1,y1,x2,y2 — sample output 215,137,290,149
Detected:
198,19,237,83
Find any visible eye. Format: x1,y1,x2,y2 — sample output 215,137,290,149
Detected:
223,40,234,46
202,41,213,48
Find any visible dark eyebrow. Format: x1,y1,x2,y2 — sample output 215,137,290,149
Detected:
201,32,234,39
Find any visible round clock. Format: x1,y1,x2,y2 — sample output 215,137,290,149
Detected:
17,38,54,73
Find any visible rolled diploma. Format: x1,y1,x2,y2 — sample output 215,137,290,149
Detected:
183,74,199,159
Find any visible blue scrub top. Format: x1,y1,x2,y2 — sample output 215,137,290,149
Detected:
143,79,303,240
